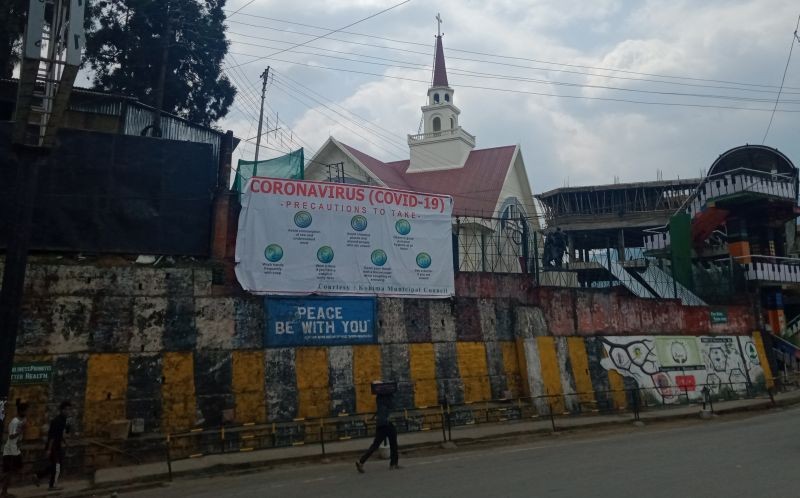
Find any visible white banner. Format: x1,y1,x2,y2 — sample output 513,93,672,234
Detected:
235,178,455,298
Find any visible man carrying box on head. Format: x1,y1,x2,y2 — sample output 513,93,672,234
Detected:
355,381,399,473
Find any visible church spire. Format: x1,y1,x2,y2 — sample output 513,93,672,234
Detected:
432,13,448,87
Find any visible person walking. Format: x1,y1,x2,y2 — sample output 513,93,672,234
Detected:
355,382,399,472
35,401,72,491
2,401,29,498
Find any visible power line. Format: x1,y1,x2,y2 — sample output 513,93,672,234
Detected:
223,13,800,92
763,14,800,143
223,55,318,156
171,18,800,97
232,53,800,113
226,0,256,18
223,21,800,96
223,46,800,106
225,0,411,69
270,70,478,171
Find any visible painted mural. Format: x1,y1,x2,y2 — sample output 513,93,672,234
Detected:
599,335,765,403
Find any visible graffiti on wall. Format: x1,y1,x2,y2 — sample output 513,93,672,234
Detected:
599,335,763,403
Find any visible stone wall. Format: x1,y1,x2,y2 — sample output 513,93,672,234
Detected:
4,260,763,437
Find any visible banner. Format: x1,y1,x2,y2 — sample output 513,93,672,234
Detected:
235,177,455,297
265,296,376,346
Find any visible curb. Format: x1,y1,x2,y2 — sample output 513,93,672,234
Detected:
30,394,800,498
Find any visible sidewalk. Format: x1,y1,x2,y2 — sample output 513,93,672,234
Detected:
10,389,800,498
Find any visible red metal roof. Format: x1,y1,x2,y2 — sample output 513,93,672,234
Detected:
432,35,449,87
340,142,518,216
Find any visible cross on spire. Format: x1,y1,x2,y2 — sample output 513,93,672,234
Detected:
435,13,443,37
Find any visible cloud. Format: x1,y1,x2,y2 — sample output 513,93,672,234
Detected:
220,0,800,193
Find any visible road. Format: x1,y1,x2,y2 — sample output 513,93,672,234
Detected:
123,406,800,498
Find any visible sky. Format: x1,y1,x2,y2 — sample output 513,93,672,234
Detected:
217,0,800,194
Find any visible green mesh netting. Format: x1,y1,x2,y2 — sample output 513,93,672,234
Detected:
233,148,304,194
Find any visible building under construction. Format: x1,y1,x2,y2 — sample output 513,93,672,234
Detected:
538,145,800,372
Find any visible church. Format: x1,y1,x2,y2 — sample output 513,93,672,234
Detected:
305,25,540,273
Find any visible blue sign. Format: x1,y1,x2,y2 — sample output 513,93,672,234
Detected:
265,296,376,347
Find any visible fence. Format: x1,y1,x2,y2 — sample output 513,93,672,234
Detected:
161,379,778,468
6,374,789,480
453,215,541,274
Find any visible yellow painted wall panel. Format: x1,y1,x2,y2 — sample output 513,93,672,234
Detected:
162,352,197,432
409,343,438,407
567,337,596,405
500,341,521,398
232,351,266,424
295,348,330,419
456,342,490,403
353,345,382,414
84,354,129,436
536,337,565,413
607,369,627,410
752,332,775,389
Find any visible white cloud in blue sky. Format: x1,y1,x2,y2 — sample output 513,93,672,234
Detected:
221,0,800,193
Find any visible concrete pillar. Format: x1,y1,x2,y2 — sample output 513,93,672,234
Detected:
211,130,234,260
567,234,576,263
762,287,786,336
617,228,626,262
727,217,751,263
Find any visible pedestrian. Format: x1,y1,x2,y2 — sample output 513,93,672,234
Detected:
2,401,29,498
35,401,72,491
355,381,399,472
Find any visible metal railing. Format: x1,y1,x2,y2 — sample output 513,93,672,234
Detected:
643,167,798,251
407,127,476,144
7,374,786,480
161,379,778,472
453,216,540,274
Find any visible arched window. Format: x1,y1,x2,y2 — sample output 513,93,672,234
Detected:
449,117,454,129
444,93,450,102
433,93,440,104
432,117,441,132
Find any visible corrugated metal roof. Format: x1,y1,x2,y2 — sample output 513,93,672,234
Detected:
1,78,228,162
340,142,517,216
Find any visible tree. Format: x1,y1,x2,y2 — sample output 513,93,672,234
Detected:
0,0,28,78
85,0,235,127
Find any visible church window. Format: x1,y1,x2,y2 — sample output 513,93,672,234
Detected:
444,93,450,102
433,117,441,131
449,117,454,129
433,93,440,103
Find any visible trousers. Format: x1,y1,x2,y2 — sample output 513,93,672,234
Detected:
359,423,398,466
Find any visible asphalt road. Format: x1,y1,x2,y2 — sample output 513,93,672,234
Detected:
123,407,800,498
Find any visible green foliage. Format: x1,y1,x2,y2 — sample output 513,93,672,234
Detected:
85,0,235,126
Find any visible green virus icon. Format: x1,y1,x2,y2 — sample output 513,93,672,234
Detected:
395,219,411,235
416,252,432,269
317,246,334,264
264,244,284,262
351,215,368,231
294,211,313,228
371,249,388,266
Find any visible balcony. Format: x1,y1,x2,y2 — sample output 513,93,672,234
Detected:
739,256,800,283
643,167,798,253
685,170,797,219
408,126,476,146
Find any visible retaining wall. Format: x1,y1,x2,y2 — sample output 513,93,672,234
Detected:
3,260,764,438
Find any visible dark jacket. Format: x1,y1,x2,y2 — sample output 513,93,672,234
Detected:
46,414,69,453
375,394,393,427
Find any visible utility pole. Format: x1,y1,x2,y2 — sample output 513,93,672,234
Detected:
151,3,172,137
253,66,270,163
1,0,85,439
